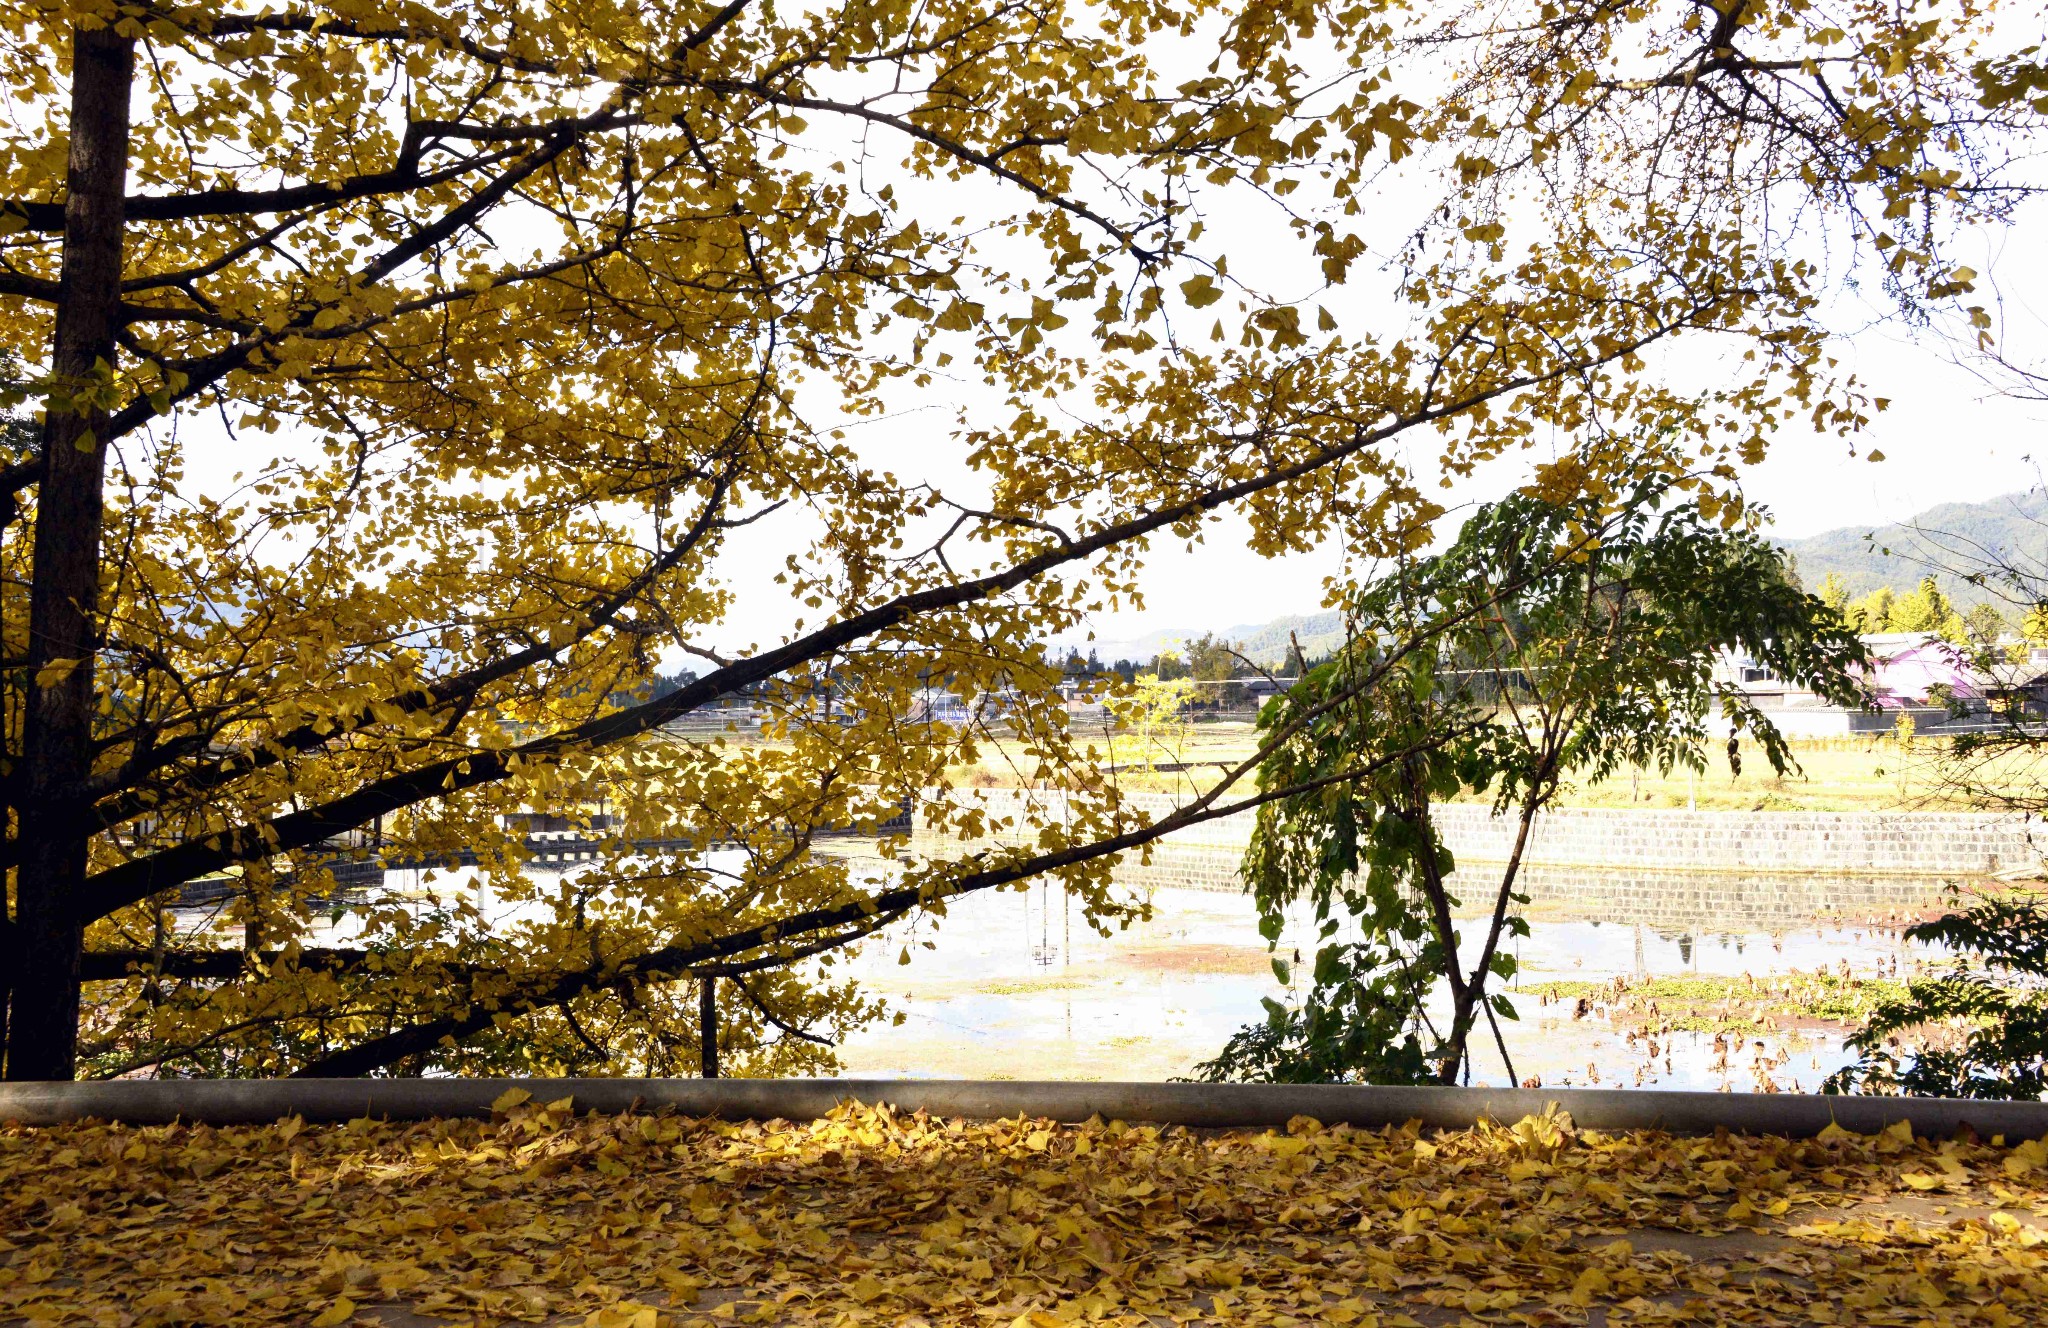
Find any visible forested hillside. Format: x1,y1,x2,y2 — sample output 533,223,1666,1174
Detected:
1075,490,2048,665
1778,490,2048,607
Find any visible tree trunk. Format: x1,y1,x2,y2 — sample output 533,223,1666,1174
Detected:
1397,761,1471,1085
699,976,719,1078
4,25,134,1081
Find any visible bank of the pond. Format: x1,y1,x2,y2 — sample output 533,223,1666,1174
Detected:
922,788,2046,881
225,798,2005,1094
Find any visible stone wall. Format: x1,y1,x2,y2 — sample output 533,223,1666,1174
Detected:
1004,841,1966,926
1429,804,2042,877
1489,863,1961,930
917,788,2044,918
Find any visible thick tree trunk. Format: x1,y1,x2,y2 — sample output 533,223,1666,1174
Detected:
699,977,720,1078
4,25,134,1081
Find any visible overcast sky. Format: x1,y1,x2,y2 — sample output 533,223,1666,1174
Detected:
683,78,2048,663
699,241,2048,661
131,33,2047,670
691,318,2048,662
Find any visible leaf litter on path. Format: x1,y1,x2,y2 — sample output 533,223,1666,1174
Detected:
3,1094,2047,1326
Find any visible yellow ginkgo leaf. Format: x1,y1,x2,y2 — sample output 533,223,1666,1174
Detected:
32,657,81,690
1179,273,1223,308
309,1295,356,1327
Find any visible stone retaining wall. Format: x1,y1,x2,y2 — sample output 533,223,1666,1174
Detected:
1044,841,1963,925
918,789,2044,913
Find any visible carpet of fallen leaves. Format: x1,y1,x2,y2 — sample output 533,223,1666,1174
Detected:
5,1094,2048,1327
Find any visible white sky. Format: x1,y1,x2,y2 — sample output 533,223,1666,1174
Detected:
118,20,2048,669
699,222,2048,659
686,49,2048,661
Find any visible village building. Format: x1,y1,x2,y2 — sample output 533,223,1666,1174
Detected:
1712,632,2048,735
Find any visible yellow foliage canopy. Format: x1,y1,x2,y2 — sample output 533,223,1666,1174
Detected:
0,0,2037,1075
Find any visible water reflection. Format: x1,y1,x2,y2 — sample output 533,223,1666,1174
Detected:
829,845,1952,1093
167,840,1959,1093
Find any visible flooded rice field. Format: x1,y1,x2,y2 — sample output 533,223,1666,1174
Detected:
190,840,1966,1091
830,872,1949,1092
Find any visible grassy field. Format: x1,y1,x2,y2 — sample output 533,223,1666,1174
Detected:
1523,972,1912,1037
665,707,2048,812
940,722,2047,812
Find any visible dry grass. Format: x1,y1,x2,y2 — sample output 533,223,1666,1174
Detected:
1119,944,1276,975
942,727,2048,813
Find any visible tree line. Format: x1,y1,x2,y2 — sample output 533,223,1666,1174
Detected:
1813,574,2044,645
1059,634,1315,708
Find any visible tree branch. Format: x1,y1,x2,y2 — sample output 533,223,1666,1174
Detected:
287,725,1462,1077
76,296,1725,924
78,946,366,982
82,443,756,825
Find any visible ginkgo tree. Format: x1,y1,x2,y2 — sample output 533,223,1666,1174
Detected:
0,0,2037,1080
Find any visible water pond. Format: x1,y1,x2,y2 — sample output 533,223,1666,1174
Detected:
831,875,1947,1092
175,846,1961,1092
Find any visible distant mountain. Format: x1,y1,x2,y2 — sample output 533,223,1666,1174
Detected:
1063,610,1348,669
1059,491,2048,667
1776,489,2048,608
1227,612,1352,665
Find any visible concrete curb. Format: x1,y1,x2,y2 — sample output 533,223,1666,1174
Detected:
2,1078,2046,1138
